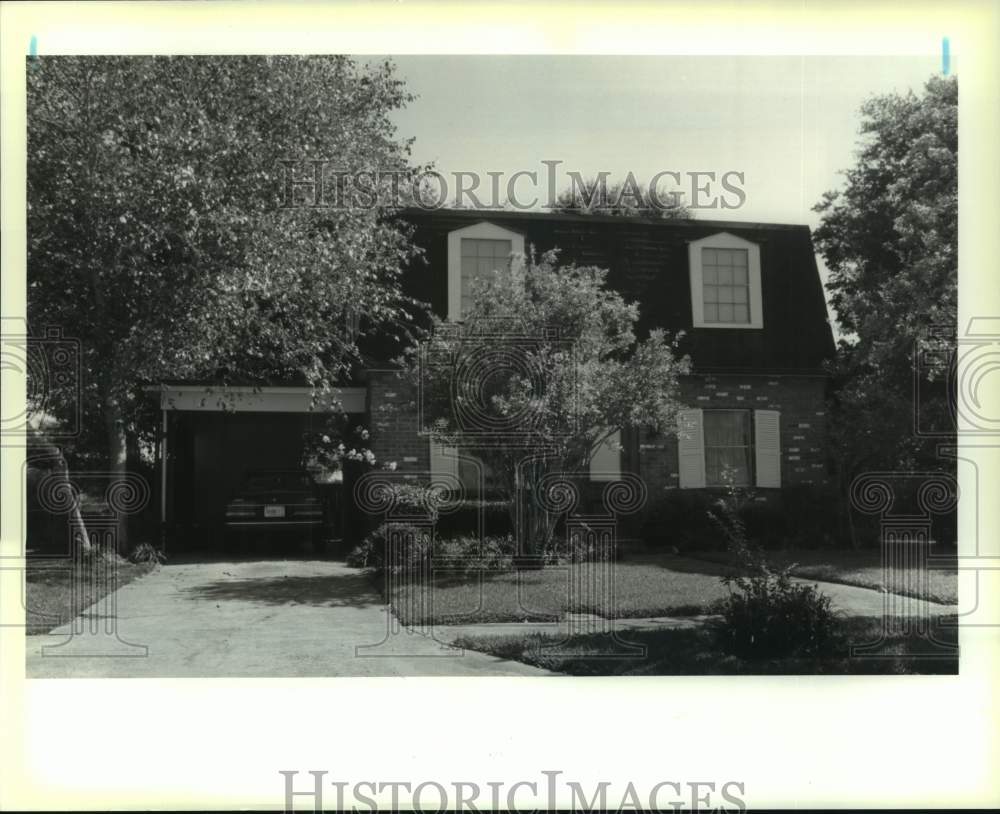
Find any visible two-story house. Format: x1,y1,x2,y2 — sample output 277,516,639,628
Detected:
370,208,836,497
153,208,836,547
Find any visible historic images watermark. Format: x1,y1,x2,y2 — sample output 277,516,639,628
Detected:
848,317,1000,657
0,318,80,444
280,769,747,812
279,159,747,212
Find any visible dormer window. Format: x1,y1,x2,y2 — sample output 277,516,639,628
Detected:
460,238,512,316
689,232,763,329
446,222,525,321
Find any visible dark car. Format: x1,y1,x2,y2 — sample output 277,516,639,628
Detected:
223,470,326,552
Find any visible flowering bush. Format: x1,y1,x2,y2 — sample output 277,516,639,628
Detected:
301,413,395,478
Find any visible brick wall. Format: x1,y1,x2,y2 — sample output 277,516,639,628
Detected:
639,373,832,494
367,370,831,493
367,371,429,480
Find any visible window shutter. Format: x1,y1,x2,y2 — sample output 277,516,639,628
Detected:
429,439,458,481
754,410,781,488
677,409,705,489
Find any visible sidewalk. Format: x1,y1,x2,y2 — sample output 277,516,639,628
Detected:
429,578,959,642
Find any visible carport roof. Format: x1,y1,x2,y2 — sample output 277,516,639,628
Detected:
146,383,367,413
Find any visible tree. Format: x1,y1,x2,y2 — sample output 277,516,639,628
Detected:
549,176,691,219
411,249,691,556
813,75,957,524
27,56,422,549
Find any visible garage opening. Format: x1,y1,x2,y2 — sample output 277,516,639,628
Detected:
154,385,367,557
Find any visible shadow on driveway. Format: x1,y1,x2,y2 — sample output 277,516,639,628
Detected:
183,571,386,609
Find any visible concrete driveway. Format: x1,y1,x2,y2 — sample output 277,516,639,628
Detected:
25,559,555,678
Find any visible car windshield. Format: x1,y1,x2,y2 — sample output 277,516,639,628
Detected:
243,472,313,492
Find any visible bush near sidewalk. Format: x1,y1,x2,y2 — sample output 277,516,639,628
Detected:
708,480,839,659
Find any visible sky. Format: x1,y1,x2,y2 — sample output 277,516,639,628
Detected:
383,55,942,227
377,55,944,334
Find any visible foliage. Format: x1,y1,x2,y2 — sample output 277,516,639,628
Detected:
434,534,516,573
549,176,691,219
714,576,837,659
127,542,166,564
541,525,615,564
26,56,424,514
709,483,838,658
346,522,433,573
346,523,515,575
813,75,957,477
435,498,513,538
641,490,723,551
641,484,848,552
409,248,690,553
301,414,380,478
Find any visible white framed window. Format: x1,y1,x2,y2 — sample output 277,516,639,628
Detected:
703,409,753,486
688,232,763,329
446,222,525,321
677,408,781,488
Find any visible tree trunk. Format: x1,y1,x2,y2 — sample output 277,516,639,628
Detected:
62,459,92,556
839,464,860,551
104,394,130,555
28,433,91,555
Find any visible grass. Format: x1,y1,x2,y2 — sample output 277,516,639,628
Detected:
25,552,157,635
388,555,736,626
454,615,959,675
685,547,958,605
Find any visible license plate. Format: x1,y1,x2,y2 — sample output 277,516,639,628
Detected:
264,505,285,518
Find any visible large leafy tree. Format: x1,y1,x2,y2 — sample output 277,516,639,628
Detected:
813,76,957,489
27,56,422,547
412,249,690,555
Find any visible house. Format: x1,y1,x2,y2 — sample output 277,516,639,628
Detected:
372,208,836,492
153,208,835,546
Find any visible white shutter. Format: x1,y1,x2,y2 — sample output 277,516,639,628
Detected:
754,410,781,488
677,409,705,489
429,439,458,480
589,430,622,482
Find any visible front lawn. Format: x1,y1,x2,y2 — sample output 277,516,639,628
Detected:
388,556,736,626
685,547,958,605
454,615,959,675
25,554,157,635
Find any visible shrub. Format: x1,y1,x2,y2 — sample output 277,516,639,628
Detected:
715,570,837,659
640,490,725,551
435,498,513,538
434,534,516,572
541,525,616,563
346,522,433,574
127,542,166,564
710,482,839,659
641,483,850,552
386,483,441,524
770,484,847,549
349,526,517,575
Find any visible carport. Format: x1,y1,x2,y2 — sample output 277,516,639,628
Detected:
152,385,367,551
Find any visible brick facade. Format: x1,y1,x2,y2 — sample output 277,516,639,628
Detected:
367,371,429,479
368,369,831,497
638,373,831,495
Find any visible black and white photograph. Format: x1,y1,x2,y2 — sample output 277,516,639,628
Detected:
18,50,964,678
2,1,998,811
